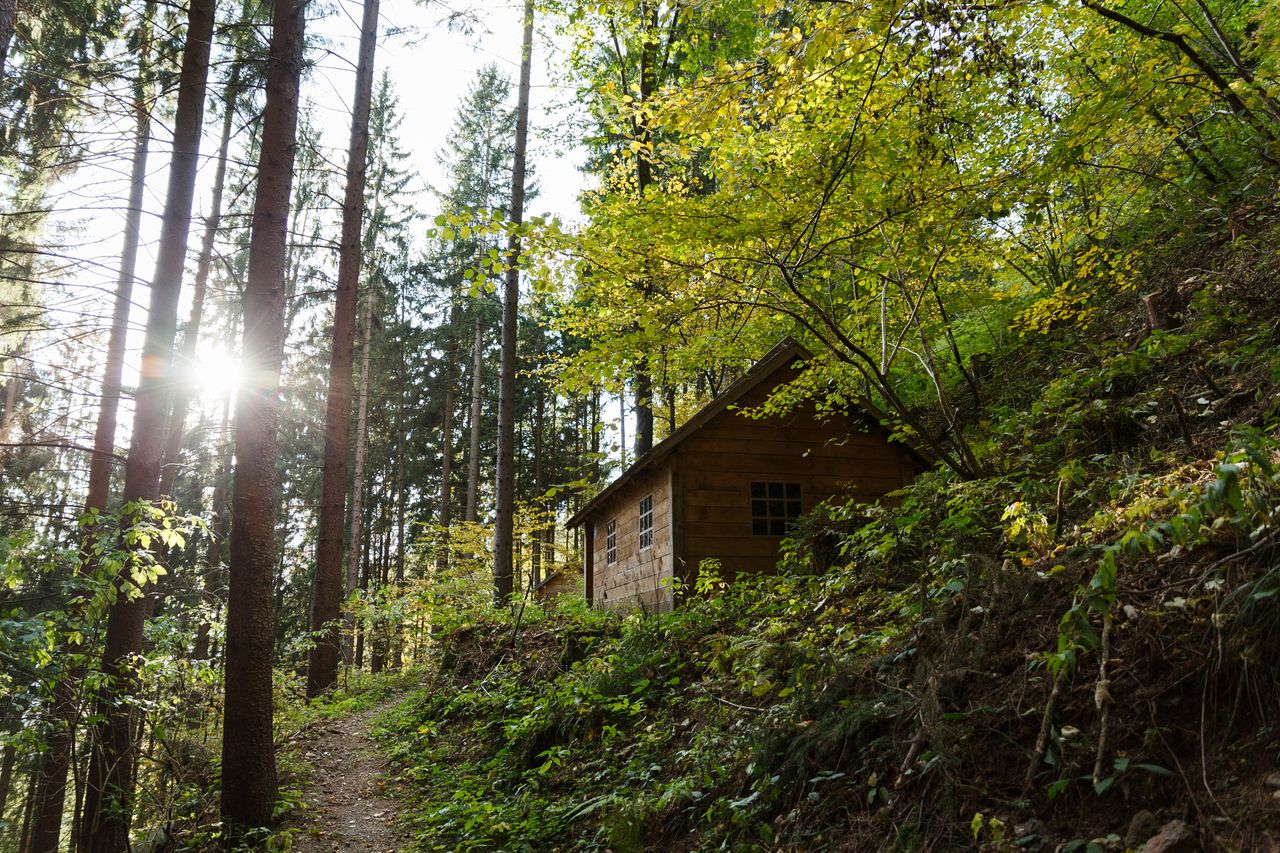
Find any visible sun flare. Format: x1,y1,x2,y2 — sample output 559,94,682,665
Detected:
187,345,244,399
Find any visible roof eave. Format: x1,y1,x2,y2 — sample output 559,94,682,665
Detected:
566,338,813,527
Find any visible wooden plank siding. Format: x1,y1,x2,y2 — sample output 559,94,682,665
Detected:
535,570,581,601
674,396,916,583
572,338,923,611
590,463,675,612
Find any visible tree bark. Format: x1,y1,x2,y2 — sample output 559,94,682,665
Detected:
531,375,544,588
493,0,534,605
28,19,154,845
80,0,213,846
0,0,16,82
631,17,657,458
0,337,29,484
370,522,390,673
437,301,458,570
634,365,652,457
192,398,231,662
465,314,483,523
392,321,406,668
0,743,14,822
221,0,307,834
590,388,600,484
344,281,375,666
19,771,35,853
306,0,380,699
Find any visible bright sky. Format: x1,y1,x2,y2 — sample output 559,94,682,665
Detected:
314,0,589,225
34,0,624,477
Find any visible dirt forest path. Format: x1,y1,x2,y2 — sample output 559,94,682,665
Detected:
290,699,410,852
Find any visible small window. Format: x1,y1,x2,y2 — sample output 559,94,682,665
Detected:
750,481,802,536
606,518,617,565
638,494,653,551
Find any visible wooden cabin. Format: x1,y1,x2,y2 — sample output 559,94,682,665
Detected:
533,569,580,602
567,339,925,612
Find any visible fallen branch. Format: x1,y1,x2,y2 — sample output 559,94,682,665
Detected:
697,683,769,713
1091,612,1114,786
1024,668,1065,794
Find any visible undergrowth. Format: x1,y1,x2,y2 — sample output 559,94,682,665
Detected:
375,228,1280,850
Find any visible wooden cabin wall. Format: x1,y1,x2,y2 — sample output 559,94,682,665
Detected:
590,464,674,612
675,376,916,581
535,571,581,602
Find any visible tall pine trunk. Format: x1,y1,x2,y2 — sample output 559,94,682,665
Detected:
27,10,154,847
192,398,231,662
437,301,458,569
631,24,657,457
221,0,307,833
464,313,483,522
80,0,213,846
306,0,380,698
392,314,406,668
531,375,544,588
0,0,16,81
344,281,375,665
493,0,534,604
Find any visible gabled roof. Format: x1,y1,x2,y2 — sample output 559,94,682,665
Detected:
567,337,925,528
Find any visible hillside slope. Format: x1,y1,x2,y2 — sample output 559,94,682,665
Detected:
379,227,1280,851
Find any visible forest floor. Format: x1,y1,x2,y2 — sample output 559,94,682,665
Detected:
288,697,410,852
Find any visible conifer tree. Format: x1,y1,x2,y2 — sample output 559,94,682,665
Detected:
306,0,380,699
222,0,307,832
494,0,534,604
81,0,215,846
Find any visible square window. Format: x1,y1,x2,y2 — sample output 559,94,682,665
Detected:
606,518,617,565
638,494,654,551
749,481,802,536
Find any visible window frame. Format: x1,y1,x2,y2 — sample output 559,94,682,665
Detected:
605,517,618,565
638,494,654,552
749,481,802,536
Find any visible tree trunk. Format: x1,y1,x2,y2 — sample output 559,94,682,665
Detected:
221,0,306,834
192,398,231,662
19,772,35,853
464,314,483,523
437,304,457,569
0,743,14,822
354,524,371,669
590,388,600,484
79,0,212,846
306,0,380,699
344,280,375,666
493,0,533,605
392,292,406,669
158,49,244,497
619,393,627,467
371,522,390,673
631,22,657,458
27,13,155,848
634,365,652,457
531,377,544,588
0,0,16,82
0,337,29,484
